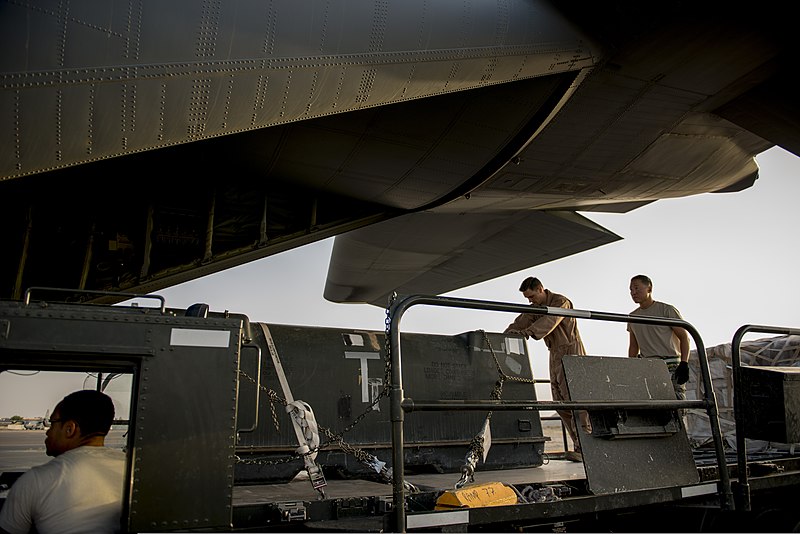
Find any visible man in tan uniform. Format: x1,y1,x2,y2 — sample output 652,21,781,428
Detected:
504,276,590,462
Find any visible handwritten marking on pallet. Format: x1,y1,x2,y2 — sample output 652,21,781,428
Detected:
435,482,518,510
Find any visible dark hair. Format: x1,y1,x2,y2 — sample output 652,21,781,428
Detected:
631,274,653,289
57,390,115,437
519,276,543,292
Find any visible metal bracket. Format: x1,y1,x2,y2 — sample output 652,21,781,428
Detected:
377,496,394,513
276,501,307,522
590,408,680,439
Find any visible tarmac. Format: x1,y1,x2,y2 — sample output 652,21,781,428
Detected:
0,427,128,471
1,419,568,476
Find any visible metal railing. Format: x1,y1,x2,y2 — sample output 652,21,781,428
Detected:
731,324,800,512
23,286,166,313
387,294,732,532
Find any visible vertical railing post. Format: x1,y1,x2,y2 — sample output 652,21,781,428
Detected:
731,324,800,512
389,297,407,533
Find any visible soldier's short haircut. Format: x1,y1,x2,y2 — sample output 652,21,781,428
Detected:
631,274,653,290
519,276,543,292
57,389,115,437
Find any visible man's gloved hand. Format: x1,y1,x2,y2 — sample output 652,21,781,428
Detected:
675,361,690,385
504,328,529,339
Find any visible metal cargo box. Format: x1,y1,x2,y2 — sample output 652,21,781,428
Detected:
235,324,546,483
739,366,800,443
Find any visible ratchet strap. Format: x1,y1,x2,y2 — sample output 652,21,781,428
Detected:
259,323,327,497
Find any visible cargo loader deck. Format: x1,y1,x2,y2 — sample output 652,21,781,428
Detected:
2,290,800,532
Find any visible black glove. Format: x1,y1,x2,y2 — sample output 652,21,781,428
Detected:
674,361,690,385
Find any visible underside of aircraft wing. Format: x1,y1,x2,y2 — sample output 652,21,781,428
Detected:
324,210,621,307
0,1,797,304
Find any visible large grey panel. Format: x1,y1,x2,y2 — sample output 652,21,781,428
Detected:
129,319,242,532
562,355,698,494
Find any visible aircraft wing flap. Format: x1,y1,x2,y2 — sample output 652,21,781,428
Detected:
324,210,620,307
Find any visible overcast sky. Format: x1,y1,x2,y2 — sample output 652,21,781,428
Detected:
2,146,798,417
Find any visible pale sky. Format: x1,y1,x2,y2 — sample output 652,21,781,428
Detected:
2,146,798,417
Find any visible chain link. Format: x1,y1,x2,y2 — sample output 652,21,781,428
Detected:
234,293,399,475
236,311,532,487
457,330,537,487
480,329,537,386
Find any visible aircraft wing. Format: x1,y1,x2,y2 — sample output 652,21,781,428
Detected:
324,210,620,306
0,1,795,304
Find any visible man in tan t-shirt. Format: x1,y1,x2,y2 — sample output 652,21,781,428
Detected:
627,274,691,400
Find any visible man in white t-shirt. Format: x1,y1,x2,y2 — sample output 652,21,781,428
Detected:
0,390,126,534
627,274,691,400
